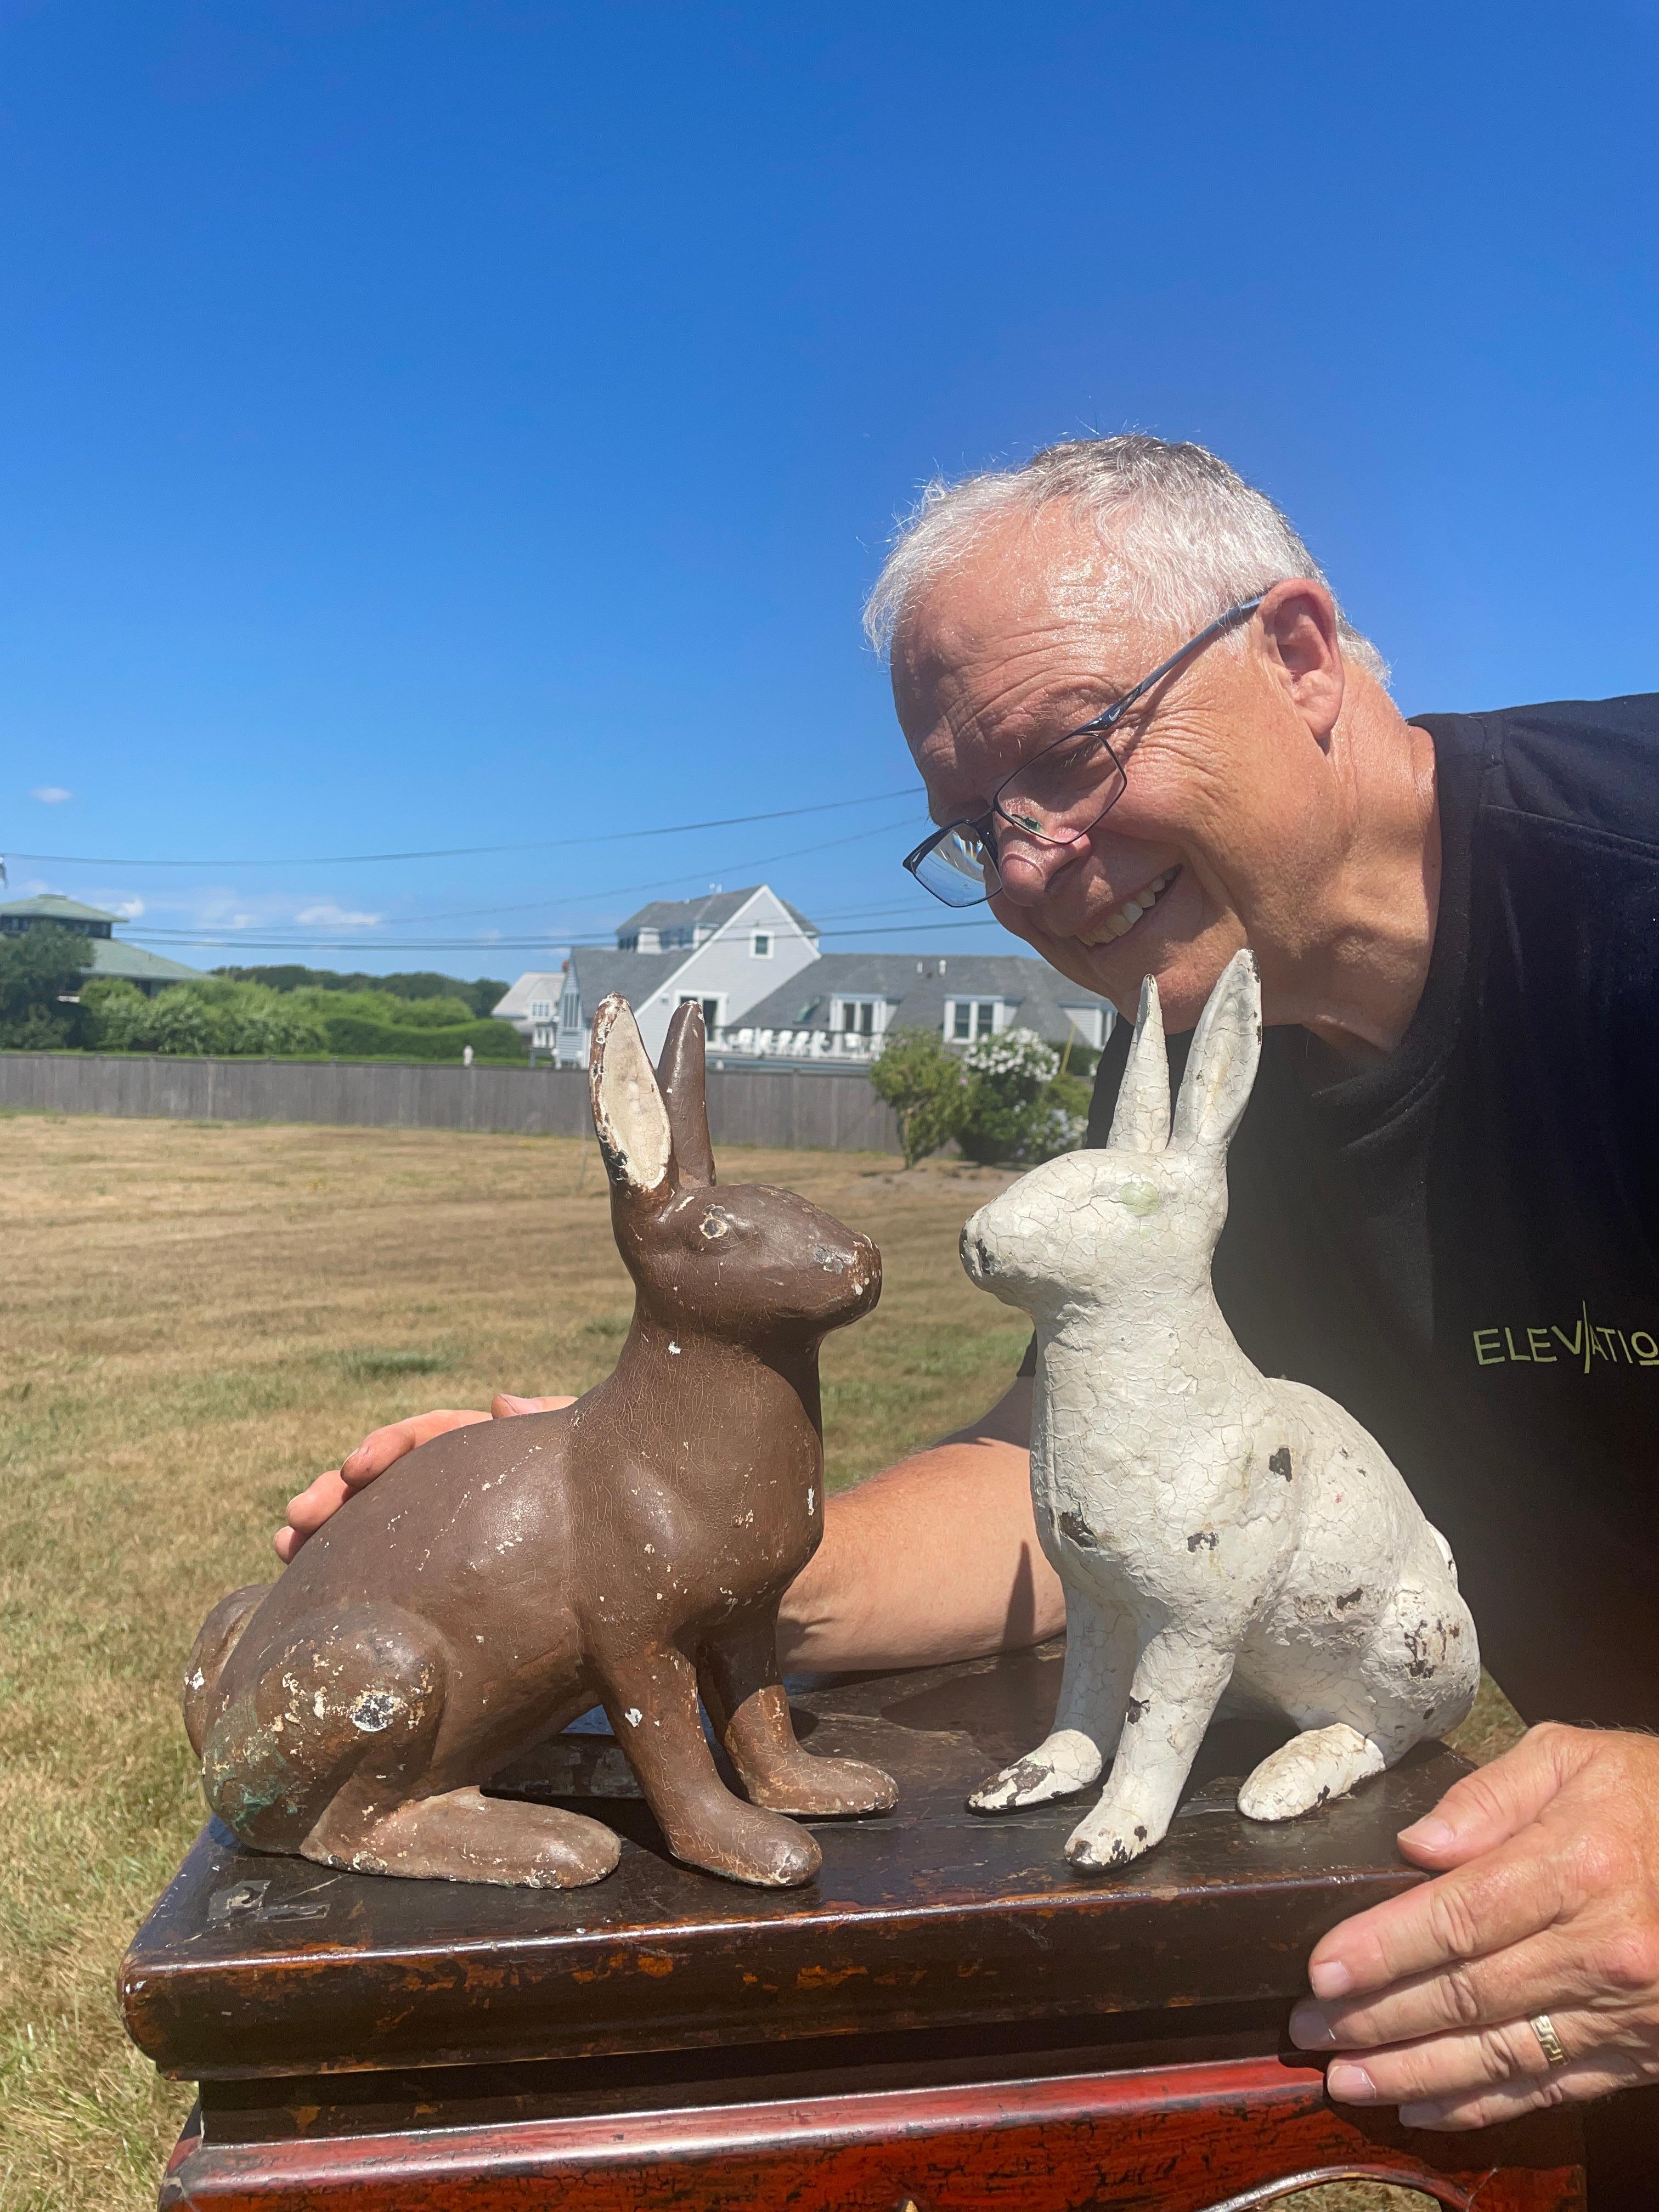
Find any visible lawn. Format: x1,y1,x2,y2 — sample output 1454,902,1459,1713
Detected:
0,1113,1487,2211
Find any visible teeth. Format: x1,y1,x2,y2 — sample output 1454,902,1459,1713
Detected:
1084,870,1175,946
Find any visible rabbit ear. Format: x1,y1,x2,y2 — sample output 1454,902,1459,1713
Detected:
590,995,674,1198
1170,949,1262,1153
656,1001,715,1189
1107,974,1172,1153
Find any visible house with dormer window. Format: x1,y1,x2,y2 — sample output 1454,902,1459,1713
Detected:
730,953,1113,1064
492,885,819,1065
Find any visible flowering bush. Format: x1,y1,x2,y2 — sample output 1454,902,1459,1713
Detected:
957,1027,1090,1166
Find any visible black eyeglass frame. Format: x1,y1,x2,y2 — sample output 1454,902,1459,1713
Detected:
901,594,1267,907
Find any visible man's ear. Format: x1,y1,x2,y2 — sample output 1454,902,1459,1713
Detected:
1256,579,1346,749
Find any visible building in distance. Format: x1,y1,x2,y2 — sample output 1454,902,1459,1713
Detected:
0,894,206,997
492,885,1113,1067
730,951,1112,1065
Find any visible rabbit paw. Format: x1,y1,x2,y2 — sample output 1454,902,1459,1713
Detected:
674,1803,825,1888
1063,1797,1168,1872
746,1753,898,1818
968,1730,1102,1813
1237,1723,1385,1821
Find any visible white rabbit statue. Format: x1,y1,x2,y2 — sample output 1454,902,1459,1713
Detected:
961,949,1479,1872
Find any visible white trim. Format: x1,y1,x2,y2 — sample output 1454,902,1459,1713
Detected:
944,995,1009,1042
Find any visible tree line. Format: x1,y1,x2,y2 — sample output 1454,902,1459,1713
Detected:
0,927,523,1061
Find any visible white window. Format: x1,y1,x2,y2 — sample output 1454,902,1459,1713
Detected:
530,999,551,1021
832,997,882,1036
947,998,1002,1041
751,929,773,958
561,992,578,1025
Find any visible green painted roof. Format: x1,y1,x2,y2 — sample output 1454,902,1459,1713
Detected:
87,940,206,984
0,893,122,924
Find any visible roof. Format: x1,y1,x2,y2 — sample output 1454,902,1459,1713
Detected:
738,951,1114,1047
615,885,818,941
86,940,206,984
0,893,122,925
566,945,685,1013
491,969,567,1019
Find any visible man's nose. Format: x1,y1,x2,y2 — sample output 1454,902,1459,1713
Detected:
993,826,1088,904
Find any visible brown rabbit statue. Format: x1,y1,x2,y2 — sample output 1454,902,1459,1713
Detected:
183,996,896,1890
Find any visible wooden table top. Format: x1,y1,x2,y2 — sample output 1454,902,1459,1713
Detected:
122,1645,1467,2083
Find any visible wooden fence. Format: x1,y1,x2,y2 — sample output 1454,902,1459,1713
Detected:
0,1052,902,1154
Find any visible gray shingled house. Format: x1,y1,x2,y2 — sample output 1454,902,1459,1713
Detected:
725,951,1114,1065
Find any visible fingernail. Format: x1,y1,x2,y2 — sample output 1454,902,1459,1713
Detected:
1399,2102,1443,2128
498,1394,533,1412
1325,2061,1375,2102
1289,2003,1335,2048
1309,1959,1352,1999
1400,1816,1455,1852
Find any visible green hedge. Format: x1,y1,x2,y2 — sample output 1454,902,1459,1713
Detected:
310,1013,525,1062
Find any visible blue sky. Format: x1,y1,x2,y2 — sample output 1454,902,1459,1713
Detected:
3,1,1655,980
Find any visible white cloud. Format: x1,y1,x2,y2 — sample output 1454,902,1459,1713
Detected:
117,897,145,919
297,904,383,929
30,786,72,804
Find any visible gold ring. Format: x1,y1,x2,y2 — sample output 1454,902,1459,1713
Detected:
1530,2012,1568,2068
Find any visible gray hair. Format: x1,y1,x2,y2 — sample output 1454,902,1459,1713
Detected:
863,433,1388,685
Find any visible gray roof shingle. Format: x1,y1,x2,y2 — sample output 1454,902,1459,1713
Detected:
615,885,817,942
567,945,685,1009
87,941,207,985
0,893,121,926
736,951,1113,1048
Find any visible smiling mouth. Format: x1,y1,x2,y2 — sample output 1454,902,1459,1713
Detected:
1076,866,1180,947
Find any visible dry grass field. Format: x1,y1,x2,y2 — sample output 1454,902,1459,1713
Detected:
0,1112,1487,2210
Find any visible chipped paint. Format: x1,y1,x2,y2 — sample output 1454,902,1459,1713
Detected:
959,951,1480,1870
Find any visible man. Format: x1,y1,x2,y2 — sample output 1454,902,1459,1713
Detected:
281,437,1659,2193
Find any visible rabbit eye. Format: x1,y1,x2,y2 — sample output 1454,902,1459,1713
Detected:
699,1209,732,1241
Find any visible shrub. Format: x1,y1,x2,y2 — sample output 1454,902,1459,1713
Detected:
289,989,526,1060
82,977,328,1056
0,924,91,1047
957,1028,1090,1167
77,978,525,1061
868,1026,969,1169
213,966,510,1017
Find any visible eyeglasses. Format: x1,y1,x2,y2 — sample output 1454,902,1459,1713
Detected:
900,595,1266,908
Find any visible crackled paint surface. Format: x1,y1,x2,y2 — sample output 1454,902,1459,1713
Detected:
180,997,896,1893
961,951,1480,1871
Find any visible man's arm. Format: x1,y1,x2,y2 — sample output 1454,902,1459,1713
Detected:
782,1378,1061,1672
276,1381,1058,1673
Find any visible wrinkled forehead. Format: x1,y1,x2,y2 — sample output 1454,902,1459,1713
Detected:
891,508,1160,805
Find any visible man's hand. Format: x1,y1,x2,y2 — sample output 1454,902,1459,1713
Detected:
273,1394,575,1562
1289,1723,1659,2129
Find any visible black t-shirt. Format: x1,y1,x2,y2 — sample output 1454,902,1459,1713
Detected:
1065,694,1659,1728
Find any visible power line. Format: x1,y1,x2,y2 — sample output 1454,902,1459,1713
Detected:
5,786,926,870
298,815,923,927
144,915,1011,956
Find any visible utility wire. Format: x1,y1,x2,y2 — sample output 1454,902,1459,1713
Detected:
144,916,1012,956
7,786,925,870
272,815,923,928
